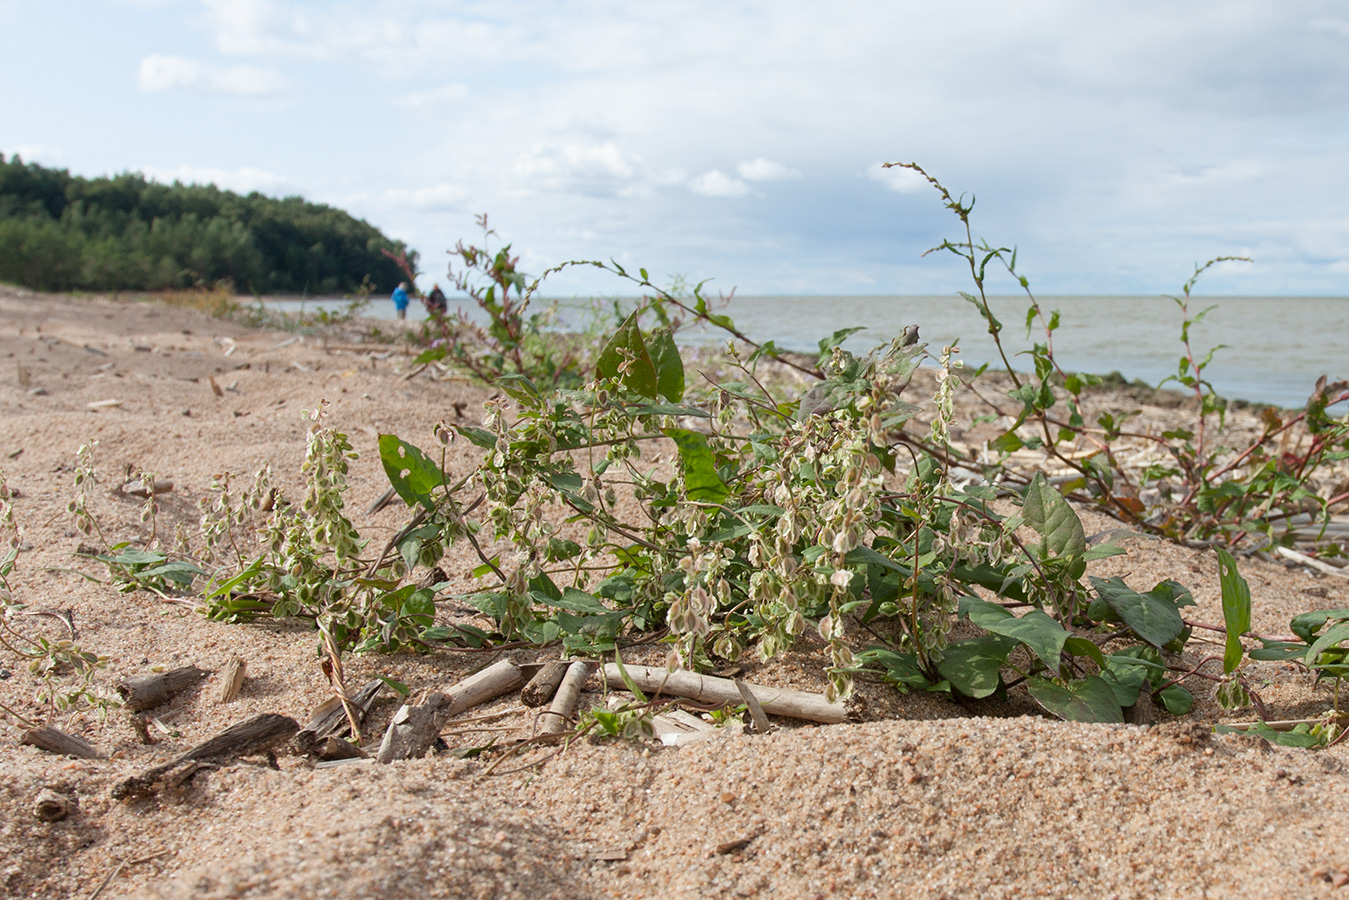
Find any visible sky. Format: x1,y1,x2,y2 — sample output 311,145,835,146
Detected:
4,1,1349,298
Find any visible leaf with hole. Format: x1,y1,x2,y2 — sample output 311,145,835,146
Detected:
379,434,449,511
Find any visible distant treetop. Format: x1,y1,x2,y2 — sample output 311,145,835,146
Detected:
0,153,416,295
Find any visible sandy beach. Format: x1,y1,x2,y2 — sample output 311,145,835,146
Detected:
1,285,1347,899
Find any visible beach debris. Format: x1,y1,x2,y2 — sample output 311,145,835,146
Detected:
115,665,209,711
1276,546,1349,579
20,726,103,759
217,657,247,704
521,659,570,707
86,399,121,409
292,679,384,756
377,659,535,762
34,787,74,822
112,713,299,800
735,678,773,734
119,477,174,499
600,664,847,724
539,661,595,736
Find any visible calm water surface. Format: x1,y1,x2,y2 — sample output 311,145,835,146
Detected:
265,294,1349,409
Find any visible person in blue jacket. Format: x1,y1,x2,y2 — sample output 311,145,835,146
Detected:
391,282,410,320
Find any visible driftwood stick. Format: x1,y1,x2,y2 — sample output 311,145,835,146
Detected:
315,736,368,761
376,659,528,762
540,661,595,735
735,678,773,734
521,660,570,707
115,665,208,711
293,679,384,755
112,713,298,800
600,664,848,724
1276,546,1349,579
217,657,247,704
664,708,715,732
20,726,104,759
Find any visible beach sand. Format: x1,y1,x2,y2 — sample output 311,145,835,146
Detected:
1,286,1347,899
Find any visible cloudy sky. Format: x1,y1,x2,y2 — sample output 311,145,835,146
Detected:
4,0,1349,298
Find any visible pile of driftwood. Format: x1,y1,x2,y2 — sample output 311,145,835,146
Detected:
18,655,847,801
375,658,847,762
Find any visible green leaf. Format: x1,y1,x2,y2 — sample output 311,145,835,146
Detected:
989,430,1024,454
376,675,411,697
856,648,930,690
1021,472,1086,558
1063,636,1107,670
1215,548,1251,674
1088,576,1185,649
962,596,1069,677
412,345,448,366
628,403,709,418
1099,661,1148,707
647,327,685,402
817,326,865,360
1214,722,1325,748
935,634,1016,699
542,587,611,615
1027,675,1125,723
662,428,729,503
1157,683,1193,715
1305,621,1349,670
454,426,497,450
1290,608,1349,644
597,311,658,398
613,650,648,703
400,587,436,628
378,434,449,511
103,548,166,566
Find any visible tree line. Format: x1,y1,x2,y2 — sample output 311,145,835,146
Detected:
0,154,415,295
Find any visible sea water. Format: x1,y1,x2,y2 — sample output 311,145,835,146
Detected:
263,294,1348,409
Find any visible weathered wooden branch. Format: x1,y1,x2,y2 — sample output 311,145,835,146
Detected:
521,660,569,707
1276,546,1349,579
600,664,848,724
376,660,531,762
112,713,298,800
292,679,383,756
663,708,715,732
315,736,368,761
735,678,773,734
539,661,595,735
20,726,103,759
217,657,247,704
115,665,208,711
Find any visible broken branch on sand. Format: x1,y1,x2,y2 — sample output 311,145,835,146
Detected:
375,659,536,762
599,664,848,724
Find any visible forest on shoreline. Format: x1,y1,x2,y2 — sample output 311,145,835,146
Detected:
0,154,413,295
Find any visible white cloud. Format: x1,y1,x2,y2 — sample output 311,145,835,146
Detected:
689,170,749,198
867,163,927,194
381,183,467,212
738,157,800,181
393,84,471,108
140,165,295,195
514,142,637,195
137,53,289,96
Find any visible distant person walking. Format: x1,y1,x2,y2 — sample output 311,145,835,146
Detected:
425,284,448,316
391,282,410,320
